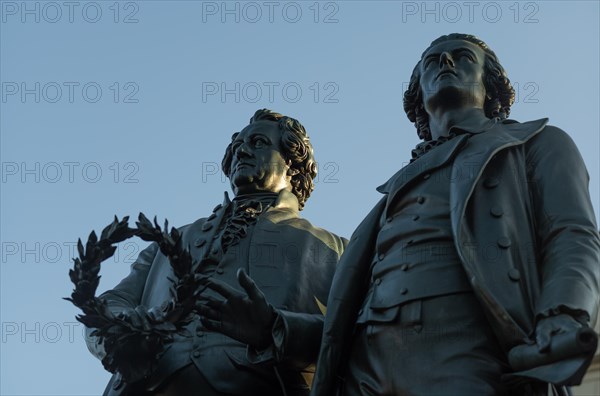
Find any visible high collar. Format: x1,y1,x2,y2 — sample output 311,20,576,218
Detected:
223,189,300,214
447,115,499,136
271,189,301,213
233,192,279,210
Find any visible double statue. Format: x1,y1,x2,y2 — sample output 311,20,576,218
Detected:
81,34,600,395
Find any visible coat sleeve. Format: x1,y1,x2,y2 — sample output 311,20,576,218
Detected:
247,234,348,369
526,126,600,326
85,242,160,360
245,307,330,369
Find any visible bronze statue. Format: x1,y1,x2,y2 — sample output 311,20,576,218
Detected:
83,109,346,396
308,33,600,395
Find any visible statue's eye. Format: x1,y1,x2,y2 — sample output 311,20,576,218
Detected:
253,137,269,148
459,52,475,62
424,57,436,68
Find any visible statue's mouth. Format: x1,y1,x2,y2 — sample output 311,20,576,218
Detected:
235,162,254,170
436,70,457,80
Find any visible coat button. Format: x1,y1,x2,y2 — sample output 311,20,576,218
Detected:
378,253,385,260
400,264,409,271
497,237,511,248
193,350,201,358
375,278,382,285
196,330,205,336
484,177,500,188
211,247,219,254
423,174,431,180
400,288,408,295
412,215,420,221
386,217,393,223
202,223,213,231
490,206,504,217
216,268,224,274
195,239,206,247
508,269,521,281
417,196,426,204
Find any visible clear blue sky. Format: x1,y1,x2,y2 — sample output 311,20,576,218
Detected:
1,1,599,394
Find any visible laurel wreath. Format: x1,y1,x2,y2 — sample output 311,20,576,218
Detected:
65,213,206,383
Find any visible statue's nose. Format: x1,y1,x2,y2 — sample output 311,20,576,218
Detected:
235,142,252,159
440,52,454,68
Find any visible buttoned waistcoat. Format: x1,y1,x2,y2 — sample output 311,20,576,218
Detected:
310,119,600,396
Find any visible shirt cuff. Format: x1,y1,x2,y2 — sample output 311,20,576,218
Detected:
246,310,286,364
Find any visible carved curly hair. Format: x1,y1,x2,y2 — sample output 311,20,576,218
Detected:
221,109,317,210
403,33,516,141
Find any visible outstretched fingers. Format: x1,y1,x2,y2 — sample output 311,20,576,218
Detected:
204,278,240,299
196,302,221,321
237,268,265,302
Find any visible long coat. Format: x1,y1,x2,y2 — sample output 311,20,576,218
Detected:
310,119,600,395
86,190,346,395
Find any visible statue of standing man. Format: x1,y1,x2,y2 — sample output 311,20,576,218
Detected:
310,33,599,395
85,109,346,396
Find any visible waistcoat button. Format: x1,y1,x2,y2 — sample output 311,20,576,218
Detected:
497,237,511,248
508,269,521,281
490,206,504,217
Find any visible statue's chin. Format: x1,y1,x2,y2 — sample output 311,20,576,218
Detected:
232,179,259,196
428,84,485,109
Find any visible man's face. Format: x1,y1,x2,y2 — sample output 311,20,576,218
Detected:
229,120,291,196
419,39,487,112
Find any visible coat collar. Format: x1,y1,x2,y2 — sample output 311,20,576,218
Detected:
271,189,300,213
376,117,547,196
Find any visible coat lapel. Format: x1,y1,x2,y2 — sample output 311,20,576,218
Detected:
450,118,549,246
